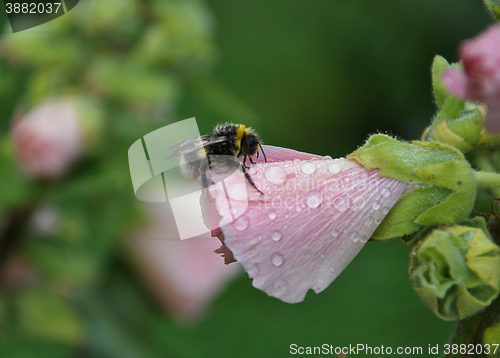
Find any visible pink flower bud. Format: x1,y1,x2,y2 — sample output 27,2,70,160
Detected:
202,146,410,303
443,25,500,133
12,99,84,180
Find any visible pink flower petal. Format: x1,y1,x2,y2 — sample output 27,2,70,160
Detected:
252,145,323,164
442,69,468,99
204,154,410,303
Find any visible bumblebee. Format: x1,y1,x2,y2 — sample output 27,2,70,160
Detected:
166,123,267,193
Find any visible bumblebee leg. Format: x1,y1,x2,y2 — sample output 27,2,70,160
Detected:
243,155,249,169
200,161,210,189
241,166,263,195
249,156,256,164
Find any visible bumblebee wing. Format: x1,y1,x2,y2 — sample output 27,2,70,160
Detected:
166,134,230,159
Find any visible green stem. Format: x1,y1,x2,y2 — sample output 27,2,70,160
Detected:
475,171,500,190
470,150,500,198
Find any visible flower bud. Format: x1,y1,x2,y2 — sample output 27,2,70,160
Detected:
409,219,500,320
442,25,500,134
12,97,102,180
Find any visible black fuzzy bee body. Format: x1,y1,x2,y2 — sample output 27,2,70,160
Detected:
167,123,266,193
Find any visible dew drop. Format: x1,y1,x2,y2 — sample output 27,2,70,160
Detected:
372,200,382,210
265,166,287,184
331,229,339,237
380,187,391,198
293,158,300,163
350,232,361,242
283,224,288,230
352,196,366,211
271,253,284,266
271,230,282,242
273,279,289,297
233,215,249,231
268,211,277,220
301,162,316,175
320,254,325,259
305,190,323,208
328,162,341,174
323,155,333,160
295,205,303,213
329,266,336,273
333,196,350,212
247,167,257,175
360,234,370,243
247,265,260,277
360,172,369,180
381,206,391,215
364,216,374,226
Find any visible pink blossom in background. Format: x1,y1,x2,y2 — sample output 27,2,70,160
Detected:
12,99,84,180
203,146,411,303
442,24,500,133
127,201,240,323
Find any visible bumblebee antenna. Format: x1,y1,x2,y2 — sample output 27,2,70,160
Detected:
259,143,267,163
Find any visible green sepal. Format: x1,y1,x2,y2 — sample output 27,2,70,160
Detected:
409,223,500,320
432,55,453,109
413,160,476,225
483,0,500,20
373,186,452,240
350,135,477,240
433,95,465,127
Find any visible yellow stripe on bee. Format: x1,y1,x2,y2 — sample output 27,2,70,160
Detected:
235,124,246,151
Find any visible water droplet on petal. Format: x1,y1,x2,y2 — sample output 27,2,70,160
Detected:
265,166,287,184
328,162,341,174
283,224,288,230
268,211,277,220
293,158,300,163
324,155,333,160
352,196,366,211
233,215,249,231
247,167,257,175
295,205,303,213
301,162,316,174
372,200,382,210
273,279,288,297
350,232,361,242
381,206,391,215
320,254,325,259
380,187,391,198
364,216,374,226
305,190,323,208
247,265,260,277
271,230,282,242
333,196,351,212
360,234,369,243
271,253,284,266
331,229,339,237
360,172,369,180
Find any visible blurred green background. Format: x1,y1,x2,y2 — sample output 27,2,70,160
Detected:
0,0,493,357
